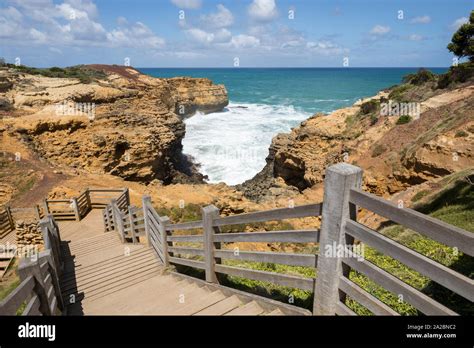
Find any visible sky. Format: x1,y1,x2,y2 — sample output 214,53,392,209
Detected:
0,0,472,67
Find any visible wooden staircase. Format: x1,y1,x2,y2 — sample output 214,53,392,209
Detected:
59,222,303,315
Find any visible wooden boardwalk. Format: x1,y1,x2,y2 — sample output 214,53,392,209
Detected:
59,210,303,315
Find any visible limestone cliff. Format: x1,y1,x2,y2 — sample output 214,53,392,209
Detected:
241,69,474,200
0,65,228,184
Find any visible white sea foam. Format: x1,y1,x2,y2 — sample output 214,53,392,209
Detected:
182,102,312,185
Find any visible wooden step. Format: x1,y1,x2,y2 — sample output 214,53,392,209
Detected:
61,252,157,291
172,290,227,315
263,308,284,316
63,261,160,297
225,301,265,315
85,277,190,312
82,267,163,304
194,295,243,315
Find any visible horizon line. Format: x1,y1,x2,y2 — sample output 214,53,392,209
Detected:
136,66,450,69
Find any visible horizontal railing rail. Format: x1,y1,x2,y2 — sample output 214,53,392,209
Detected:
139,163,473,316
143,196,322,299
42,187,129,222
334,187,474,316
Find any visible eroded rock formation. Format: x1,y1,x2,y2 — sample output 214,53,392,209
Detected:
0,65,228,184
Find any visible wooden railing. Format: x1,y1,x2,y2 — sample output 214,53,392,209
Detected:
103,189,142,243
333,188,474,316
0,215,64,315
0,206,14,238
43,188,128,222
136,163,474,316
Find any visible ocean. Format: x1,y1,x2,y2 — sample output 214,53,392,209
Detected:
139,68,447,185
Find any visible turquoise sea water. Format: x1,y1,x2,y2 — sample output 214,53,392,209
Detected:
139,68,447,184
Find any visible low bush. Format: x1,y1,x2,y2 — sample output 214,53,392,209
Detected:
396,115,412,125
403,68,436,85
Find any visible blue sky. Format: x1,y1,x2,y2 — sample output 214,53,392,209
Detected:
0,0,472,67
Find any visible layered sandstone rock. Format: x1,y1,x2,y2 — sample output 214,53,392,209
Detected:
242,82,474,198
0,65,228,184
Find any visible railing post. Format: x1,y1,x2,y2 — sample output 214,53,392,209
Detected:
43,199,50,215
128,206,137,244
34,204,41,220
202,205,220,283
71,198,80,221
111,199,125,243
124,188,130,206
313,163,362,315
142,196,152,247
159,216,170,267
85,188,92,211
5,205,14,230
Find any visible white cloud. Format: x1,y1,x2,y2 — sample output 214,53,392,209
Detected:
408,34,424,41
306,40,346,55
1,1,166,51
214,28,232,42
170,0,201,9
117,16,128,26
107,21,165,48
29,28,47,42
450,17,468,31
370,25,390,35
185,28,215,45
200,4,233,29
248,0,278,22
410,15,431,24
229,34,260,49
2,6,23,21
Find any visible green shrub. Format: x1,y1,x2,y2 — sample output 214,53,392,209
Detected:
411,190,428,202
7,64,107,84
403,68,436,85
455,130,468,137
437,62,474,89
388,84,413,102
396,115,412,125
360,100,379,114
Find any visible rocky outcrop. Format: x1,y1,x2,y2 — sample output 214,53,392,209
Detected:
241,81,474,199
1,65,228,184
166,77,228,117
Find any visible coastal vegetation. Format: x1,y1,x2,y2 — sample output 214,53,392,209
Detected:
6,64,108,84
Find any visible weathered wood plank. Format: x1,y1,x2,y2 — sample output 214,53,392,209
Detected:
215,264,314,291
313,163,362,315
214,249,317,267
335,301,357,316
350,188,474,256
342,252,457,315
22,295,40,316
338,277,399,315
213,230,319,243
346,220,474,301
169,256,205,269
168,247,204,256
167,220,203,231
167,235,203,242
0,276,35,315
213,203,322,227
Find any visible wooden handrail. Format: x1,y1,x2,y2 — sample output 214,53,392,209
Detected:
140,163,471,316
